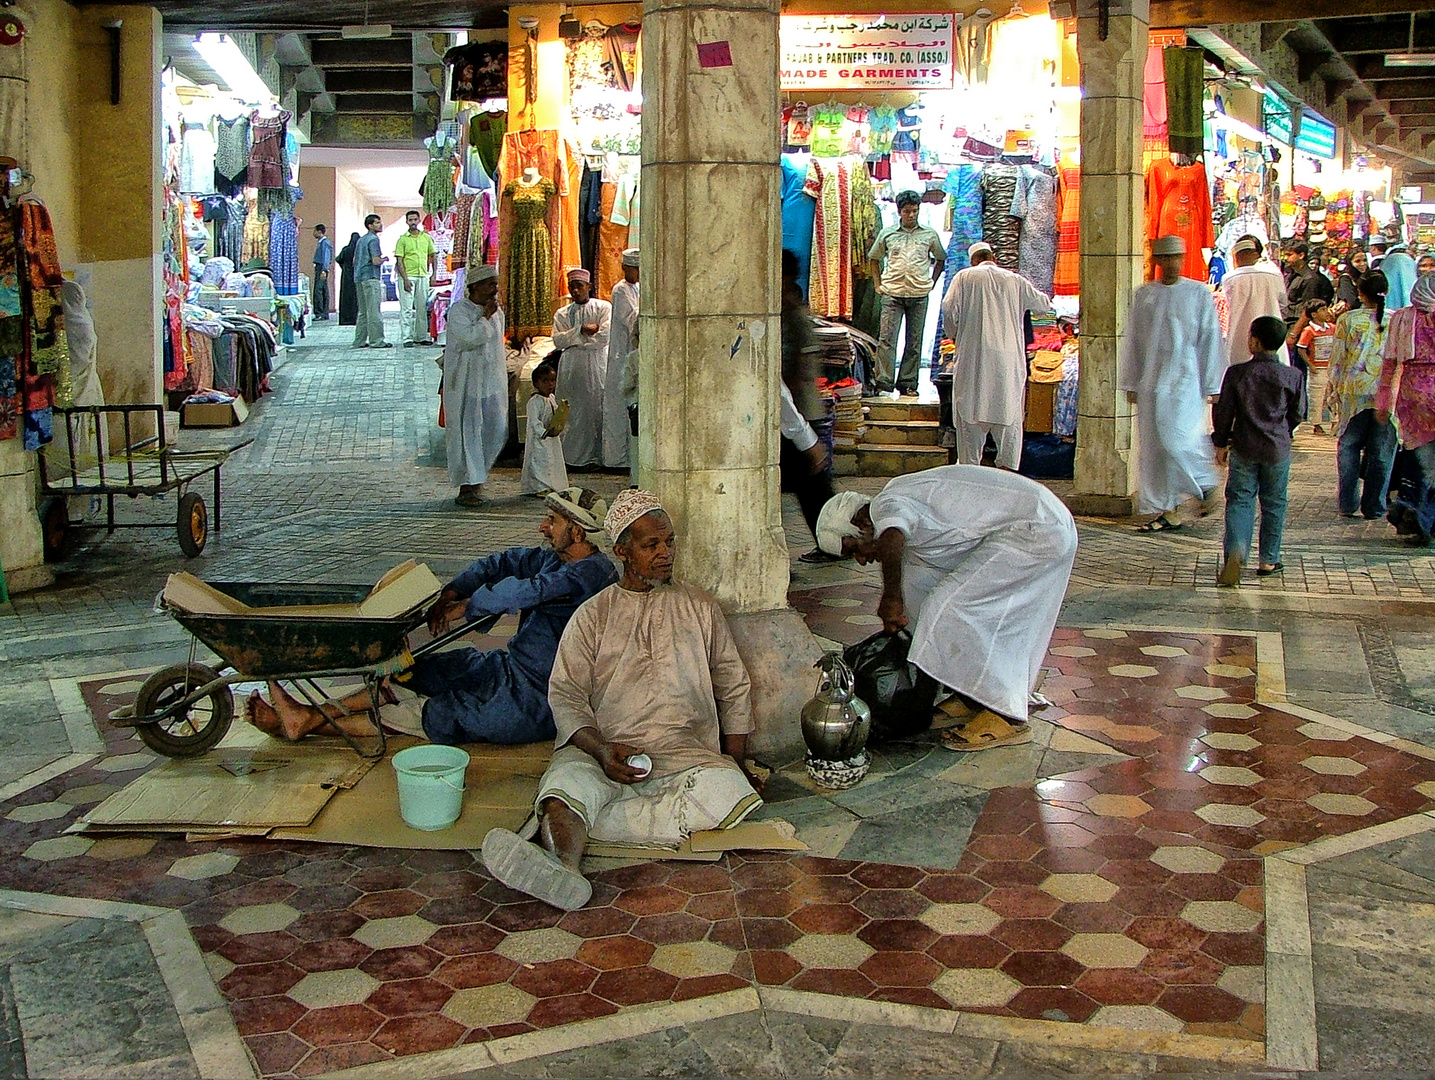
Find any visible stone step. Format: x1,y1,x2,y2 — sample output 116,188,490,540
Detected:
854,443,950,477
863,398,940,423
862,419,940,446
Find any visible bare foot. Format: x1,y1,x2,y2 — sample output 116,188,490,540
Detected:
245,690,284,737
268,680,379,741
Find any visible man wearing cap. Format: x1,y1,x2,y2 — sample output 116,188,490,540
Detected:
1221,235,1290,370
1121,235,1225,532
813,468,1077,752
246,489,619,746
868,190,946,395
481,490,764,911
603,249,640,469
941,241,1053,470
444,266,508,508
551,267,612,469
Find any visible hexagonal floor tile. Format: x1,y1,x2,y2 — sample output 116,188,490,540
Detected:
494,927,583,964
204,953,236,984
1150,846,1226,874
23,836,93,862
442,983,537,1027
219,903,300,936
1102,725,1161,743
1084,794,1151,818
1300,756,1366,777
167,852,240,881
289,968,380,1009
55,784,117,806
1180,901,1262,934
6,801,71,824
1140,645,1188,658
1198,766,1261,787
1083,629,1128,639
786,934,874,970
1060,933,1148,969
93,752,156,773
1175,686,1226,701
1194,803,1265,827
1049,646,1097,658
1307,792,1377,816
932,968,1021,1007
1204,664,1254,678
1200,732,1259,751
650,940,738,978
1417,781,1435,801
1108,665,1159,679
1216,965,1265,1003
1090,1005,1183,1033
87,837,157,861
353,916,438,950
1041,874,1119,904
1201,703,1260,720
919,903,1001,937
1297,722,1354,742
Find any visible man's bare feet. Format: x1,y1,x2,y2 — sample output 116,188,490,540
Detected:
245,690,285,737
243,682,379,742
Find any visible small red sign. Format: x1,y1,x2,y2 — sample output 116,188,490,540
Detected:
697,41,733,69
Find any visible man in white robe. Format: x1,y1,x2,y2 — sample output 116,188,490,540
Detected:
1121,235,1225,530
602,248,639,468
1220,235,1289,369
551,267,612,469
814,468,1077,751
443,265,508,507
481,491,764,911
941,242,1052,470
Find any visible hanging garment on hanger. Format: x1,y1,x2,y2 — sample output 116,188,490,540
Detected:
1010,164,1058,296
1053,160,1081,296
1145,156,1213,281
247,110,290,190
980,163,1022,272
1163,47,1205,158
804,158,852,319
931,164,985,368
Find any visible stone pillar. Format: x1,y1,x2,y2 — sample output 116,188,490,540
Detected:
1071,0,1147,516
639,0,820,759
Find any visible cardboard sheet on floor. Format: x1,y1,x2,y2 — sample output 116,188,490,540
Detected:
75,741,376,832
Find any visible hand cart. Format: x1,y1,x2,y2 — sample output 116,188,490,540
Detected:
111,580,497,760
37,404,251,560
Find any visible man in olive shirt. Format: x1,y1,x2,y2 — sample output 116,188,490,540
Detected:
867,190,946,396
394,210,438,346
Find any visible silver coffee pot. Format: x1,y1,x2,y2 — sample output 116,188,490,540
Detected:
801,653,872,762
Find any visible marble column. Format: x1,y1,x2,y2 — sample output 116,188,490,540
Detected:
639,0,820,757
1072,0,1147,515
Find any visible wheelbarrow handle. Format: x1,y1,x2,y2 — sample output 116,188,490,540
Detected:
410,611,503,659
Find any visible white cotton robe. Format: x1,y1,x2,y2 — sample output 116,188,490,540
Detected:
443,297,508,488
551,298,612,468
1220,263,1289,368
1119,278,1225,515
869,465,1077,722
941,262,1052,469
521,392,569,495
602,280,638,468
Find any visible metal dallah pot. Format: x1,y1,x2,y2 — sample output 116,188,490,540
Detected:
801,653,872,762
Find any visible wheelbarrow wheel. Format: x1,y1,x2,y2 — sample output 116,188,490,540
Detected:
39,497,69,563
134,662,232,757
177,491,208,557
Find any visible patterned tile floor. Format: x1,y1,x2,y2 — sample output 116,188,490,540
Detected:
2,613,1435,1075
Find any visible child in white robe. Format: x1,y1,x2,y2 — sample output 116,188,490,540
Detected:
521,357,569,495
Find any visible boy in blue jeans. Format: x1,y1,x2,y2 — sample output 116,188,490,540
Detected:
1213,316,1306,586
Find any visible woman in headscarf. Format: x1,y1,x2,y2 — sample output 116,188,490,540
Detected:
1325,271,1393,519
1334,247,1368,311
1376,274,1435,543
334,231,361,326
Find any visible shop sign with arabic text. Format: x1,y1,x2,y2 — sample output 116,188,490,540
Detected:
780,13,955,90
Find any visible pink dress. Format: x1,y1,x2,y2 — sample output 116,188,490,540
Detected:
1377,306,1435,450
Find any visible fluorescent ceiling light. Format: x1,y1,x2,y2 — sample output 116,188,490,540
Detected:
341,24,393,39
194,33,273,103
1383,52,1435,66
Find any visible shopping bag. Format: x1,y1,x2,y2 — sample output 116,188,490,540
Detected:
842,629,937,742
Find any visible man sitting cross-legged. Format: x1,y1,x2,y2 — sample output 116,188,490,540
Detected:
246,488,618,745
480,490,766,911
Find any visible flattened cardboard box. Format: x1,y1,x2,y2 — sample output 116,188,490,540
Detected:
162,559,442,620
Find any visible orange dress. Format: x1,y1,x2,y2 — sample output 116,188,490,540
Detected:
1053,163,1081,296
1145,157,1214,282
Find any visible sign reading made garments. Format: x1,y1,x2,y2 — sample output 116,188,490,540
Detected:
780,13,956,90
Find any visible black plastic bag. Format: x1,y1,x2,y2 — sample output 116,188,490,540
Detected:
842,629,937,742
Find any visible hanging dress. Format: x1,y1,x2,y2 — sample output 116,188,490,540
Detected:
247,110,288,190
179,120,216,194
1009,164,1058,296
980,164,1021,272
424,133,457,216
504,178,557,337
1053,163,1081,296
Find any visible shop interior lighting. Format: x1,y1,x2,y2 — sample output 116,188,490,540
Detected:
1385,13,1435,66
193,34,273,103
341,24,393,39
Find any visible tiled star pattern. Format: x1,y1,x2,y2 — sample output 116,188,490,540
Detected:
0,624,1431,1075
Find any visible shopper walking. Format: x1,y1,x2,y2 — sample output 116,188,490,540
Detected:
335,231,360,326
1281,239,1333,330
1325,271,1394,519
352,215,392,348
311,224,333,320
1335,247,1368,311
395,210,437,346
1220,235,1289,369
1377,275,1435,543
868,190,946,395
444,266,508,507
1212,316,1305,586
1120,235,1225,531
1381,242,1417,311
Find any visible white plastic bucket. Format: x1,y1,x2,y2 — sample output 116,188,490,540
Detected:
391,745,469,831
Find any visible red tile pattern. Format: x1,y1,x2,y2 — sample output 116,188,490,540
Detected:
0,627,1432,1074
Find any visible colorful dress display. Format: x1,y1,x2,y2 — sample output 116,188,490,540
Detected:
504,178,557,337
424,133,457,216
1010,164,1058,295
933,164,984,369
247,110,289,190
805,159,852,319
980,164,1021,273
1145,156,1213,282
1053,162,1081,296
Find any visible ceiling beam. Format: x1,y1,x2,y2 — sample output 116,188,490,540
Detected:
1389,97,1435,115
1261,21,1299,52
1365,113,1388,137
332,94,419,114
1324,19,1435,55
1324,78,1355,107
1151,1,1429,29
324,69,414,93
1376,79,1435,99
1297,49,1334,83
310,38,413,67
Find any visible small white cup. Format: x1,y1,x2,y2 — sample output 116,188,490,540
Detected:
625,753,652,779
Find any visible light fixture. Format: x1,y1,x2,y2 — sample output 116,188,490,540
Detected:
1385,13,1435,66
193,33,273,103
341,23,392,39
